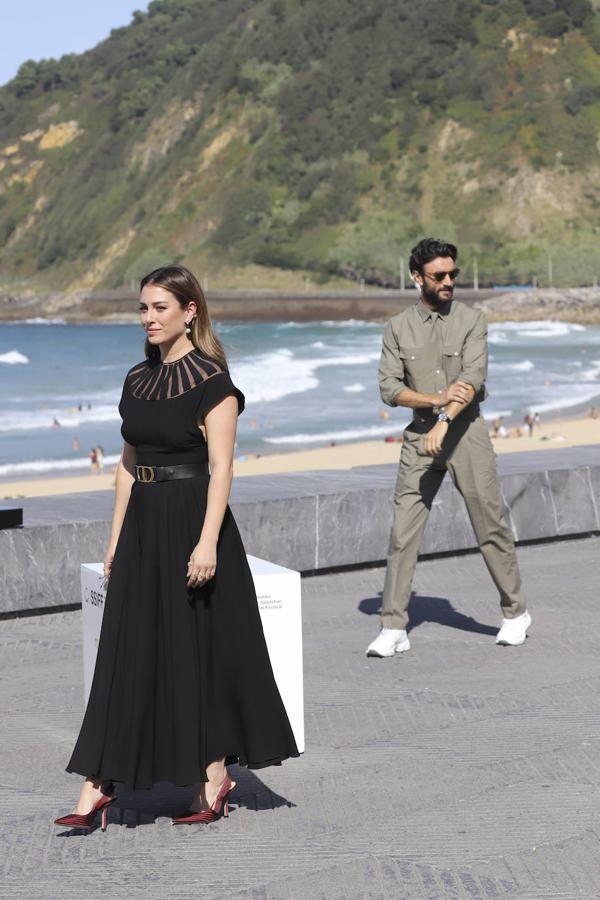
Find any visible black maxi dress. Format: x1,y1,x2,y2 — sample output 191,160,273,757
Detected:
67,349,299,791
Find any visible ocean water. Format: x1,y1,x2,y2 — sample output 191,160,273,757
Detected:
1,318,599,477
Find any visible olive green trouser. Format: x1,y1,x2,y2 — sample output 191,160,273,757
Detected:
381,415,526,630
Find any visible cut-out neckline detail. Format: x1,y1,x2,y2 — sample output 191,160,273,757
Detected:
127,350,223,401
160,349,196,366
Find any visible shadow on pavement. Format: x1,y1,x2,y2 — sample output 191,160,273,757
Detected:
56,767,293,834
358,592,496,636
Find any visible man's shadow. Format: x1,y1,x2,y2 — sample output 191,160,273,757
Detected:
358,592,496,636
56,766,293,834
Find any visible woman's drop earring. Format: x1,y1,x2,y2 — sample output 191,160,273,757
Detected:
185,321,191,335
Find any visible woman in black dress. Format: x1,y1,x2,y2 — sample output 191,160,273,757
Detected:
55,265,299,830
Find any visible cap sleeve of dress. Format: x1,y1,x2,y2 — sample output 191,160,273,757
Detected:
118,376,127,419
118,360,148,417
196,371,245,422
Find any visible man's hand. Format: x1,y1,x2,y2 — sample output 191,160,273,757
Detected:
424,420,449,456
439,381,472,407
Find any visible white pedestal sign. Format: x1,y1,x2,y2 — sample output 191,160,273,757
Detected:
80,556,304,754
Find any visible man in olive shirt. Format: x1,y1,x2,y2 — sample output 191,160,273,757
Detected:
367,237,531,658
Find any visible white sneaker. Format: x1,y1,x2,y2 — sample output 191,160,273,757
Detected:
496,611,531,646
366,628,410,657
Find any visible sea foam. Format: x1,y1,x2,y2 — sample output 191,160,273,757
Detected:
0,454,121,478
264,423,407,444
489,320,587,343
231,348,380,404
491,360,535,372
0,404,121,433
0,349,29,364
23,317,68,325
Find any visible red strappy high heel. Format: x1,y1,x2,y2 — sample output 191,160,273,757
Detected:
172,773,235,825
54,783,116,832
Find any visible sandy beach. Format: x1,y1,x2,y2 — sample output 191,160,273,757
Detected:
2,412,599,500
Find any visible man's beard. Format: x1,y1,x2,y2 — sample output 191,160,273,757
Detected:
421,281,451,307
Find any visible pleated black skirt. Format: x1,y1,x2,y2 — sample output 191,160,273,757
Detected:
67,474,299,791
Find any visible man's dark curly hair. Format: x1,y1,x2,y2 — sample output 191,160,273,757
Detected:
409,238,458,275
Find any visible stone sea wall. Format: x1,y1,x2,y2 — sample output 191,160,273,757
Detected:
0,288,492,323
1,287,597,324
1,446,599,616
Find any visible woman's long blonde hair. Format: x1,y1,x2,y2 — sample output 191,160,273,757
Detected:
140,264,227,367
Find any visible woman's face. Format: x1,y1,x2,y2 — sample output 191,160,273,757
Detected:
139,284,195,346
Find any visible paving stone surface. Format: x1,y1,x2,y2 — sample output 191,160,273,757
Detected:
2,536,600,899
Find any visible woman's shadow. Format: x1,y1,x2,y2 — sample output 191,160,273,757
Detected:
358,592,497,636
56,767,293,834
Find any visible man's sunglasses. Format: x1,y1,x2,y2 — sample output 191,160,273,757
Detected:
422,268,460,283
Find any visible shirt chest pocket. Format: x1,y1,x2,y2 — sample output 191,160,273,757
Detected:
442,343,463,381
398,346,427,385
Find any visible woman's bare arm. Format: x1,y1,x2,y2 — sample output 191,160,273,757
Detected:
186,395,238,588
104,441,136,576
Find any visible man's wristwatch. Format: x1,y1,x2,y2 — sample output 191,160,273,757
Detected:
437,410,452,424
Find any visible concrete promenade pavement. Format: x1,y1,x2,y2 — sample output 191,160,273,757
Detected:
2,536,600,899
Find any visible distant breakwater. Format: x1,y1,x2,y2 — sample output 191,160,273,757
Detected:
478,288,600,325
0,286,597,324
0,287,494,323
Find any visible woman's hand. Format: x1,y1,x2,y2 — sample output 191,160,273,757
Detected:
103,544,117,579
424,421,449,457
187,538,217,589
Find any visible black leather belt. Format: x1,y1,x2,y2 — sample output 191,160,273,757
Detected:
135,463,208,483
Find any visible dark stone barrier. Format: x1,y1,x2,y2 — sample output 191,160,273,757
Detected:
1,445,598,615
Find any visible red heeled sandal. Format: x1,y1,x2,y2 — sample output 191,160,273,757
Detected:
54,783,116,832
172,773,235,825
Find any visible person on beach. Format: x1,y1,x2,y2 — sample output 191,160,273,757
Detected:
88,447,98,473
55,264,298,833
492,416,510,439
498,419,509,439
366,238,531,659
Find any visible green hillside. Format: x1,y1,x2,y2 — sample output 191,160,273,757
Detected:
0,0,599,290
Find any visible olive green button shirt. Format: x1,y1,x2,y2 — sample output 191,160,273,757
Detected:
378,299,488,409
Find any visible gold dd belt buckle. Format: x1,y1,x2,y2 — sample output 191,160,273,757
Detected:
136,465,156,483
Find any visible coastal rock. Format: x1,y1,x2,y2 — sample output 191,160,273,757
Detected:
0,290,86,320
477,287,600,324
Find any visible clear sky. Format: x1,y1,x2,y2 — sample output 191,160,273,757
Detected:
0,1,150,87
